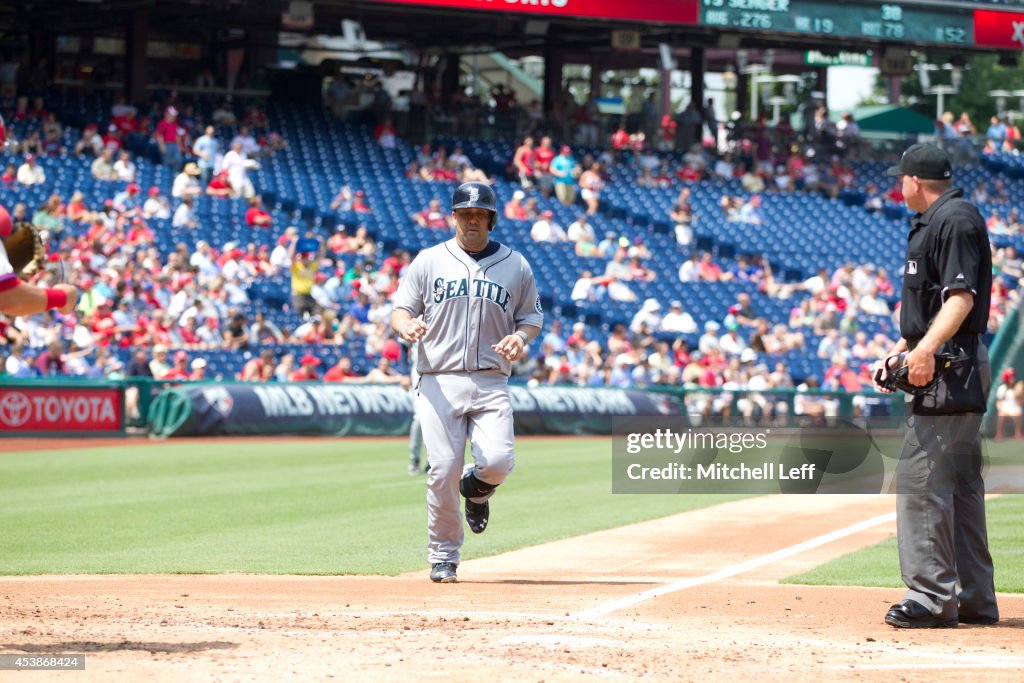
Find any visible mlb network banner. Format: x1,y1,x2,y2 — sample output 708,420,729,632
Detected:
147,383,684,437
0,385,123,434
368,0,698,26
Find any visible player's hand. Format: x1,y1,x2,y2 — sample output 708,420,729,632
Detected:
55,284,79,315
401,318,428,343
904,347,936,387
492,334,525,361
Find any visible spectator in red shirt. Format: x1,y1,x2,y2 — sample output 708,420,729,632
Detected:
206,170,233,198
112,109,140,137
154,106,183,169
352,191,372,214
126,217,154,246
1,164,14,184
611,125,630,150
373,118,397,148
35,340,66,377
162,351,192,380
324,355,358,382
290,353,320,381
824,355,865,393
102,125,122,152
533,136,556,199
512,136,536,190
698,252,725,282
240,348,277,381
412,198,452,229
245,195,273,227
327,227,352,255
504,190,528,221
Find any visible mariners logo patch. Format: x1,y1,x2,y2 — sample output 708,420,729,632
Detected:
906,260,917,275
535,296,543,314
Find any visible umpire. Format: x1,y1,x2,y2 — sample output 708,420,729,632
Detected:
879,143,999,628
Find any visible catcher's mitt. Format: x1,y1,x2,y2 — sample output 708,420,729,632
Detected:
874,351,969,395
2,220,47,280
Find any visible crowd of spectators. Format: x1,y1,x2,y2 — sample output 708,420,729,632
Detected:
0,76,1021,427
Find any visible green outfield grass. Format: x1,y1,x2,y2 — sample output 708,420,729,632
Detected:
784,494,1024,594
0,438,741,575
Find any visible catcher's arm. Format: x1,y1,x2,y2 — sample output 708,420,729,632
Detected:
0,209,78,316
0,280,78,316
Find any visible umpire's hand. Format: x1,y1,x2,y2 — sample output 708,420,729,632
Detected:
903,346,936,387
493,334,525,361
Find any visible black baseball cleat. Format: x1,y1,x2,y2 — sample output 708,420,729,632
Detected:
465,499,489,534
429,562,458,583
884,600,958,628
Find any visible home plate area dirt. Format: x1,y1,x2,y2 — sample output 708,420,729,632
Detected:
1,495,1021,682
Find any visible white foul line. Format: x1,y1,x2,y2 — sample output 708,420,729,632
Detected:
570,511,897,620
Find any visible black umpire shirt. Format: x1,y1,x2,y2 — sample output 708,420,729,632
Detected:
900,188,991,343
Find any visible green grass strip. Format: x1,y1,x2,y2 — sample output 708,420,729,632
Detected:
784,494,1024,594
0,438,740,575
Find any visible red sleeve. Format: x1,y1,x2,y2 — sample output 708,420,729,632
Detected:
0,274,19,292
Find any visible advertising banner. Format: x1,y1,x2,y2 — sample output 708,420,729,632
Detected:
148,383,685,438
0,385,123,434
368,0,698,26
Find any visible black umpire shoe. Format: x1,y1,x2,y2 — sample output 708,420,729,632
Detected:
958,614,999,625
429,562,458,583
884,600,958,628
465,499,489,534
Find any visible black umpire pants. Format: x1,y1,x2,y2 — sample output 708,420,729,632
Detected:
895,344,999,621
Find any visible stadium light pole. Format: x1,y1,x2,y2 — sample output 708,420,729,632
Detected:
742,63,770,120
766,96,788,124
989,90,1011,115
926,85,957,120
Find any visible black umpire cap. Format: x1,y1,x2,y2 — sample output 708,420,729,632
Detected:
886,143,952,180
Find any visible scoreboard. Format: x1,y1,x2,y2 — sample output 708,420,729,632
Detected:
701,0,974,47
368,1,1024,50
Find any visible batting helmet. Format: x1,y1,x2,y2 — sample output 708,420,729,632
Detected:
452,182,498,230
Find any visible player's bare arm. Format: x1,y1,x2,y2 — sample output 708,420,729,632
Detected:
0,282,78,316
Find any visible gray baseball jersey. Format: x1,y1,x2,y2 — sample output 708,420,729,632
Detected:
392,238,543,375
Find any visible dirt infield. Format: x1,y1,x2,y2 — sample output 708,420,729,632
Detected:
1,494,1021,681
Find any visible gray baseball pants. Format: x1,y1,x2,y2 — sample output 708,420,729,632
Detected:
417,371,515,565
896,345,998,621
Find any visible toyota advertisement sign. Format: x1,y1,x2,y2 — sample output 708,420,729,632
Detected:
0,386,123,434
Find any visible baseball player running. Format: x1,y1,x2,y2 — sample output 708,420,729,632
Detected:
391,181,543,583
